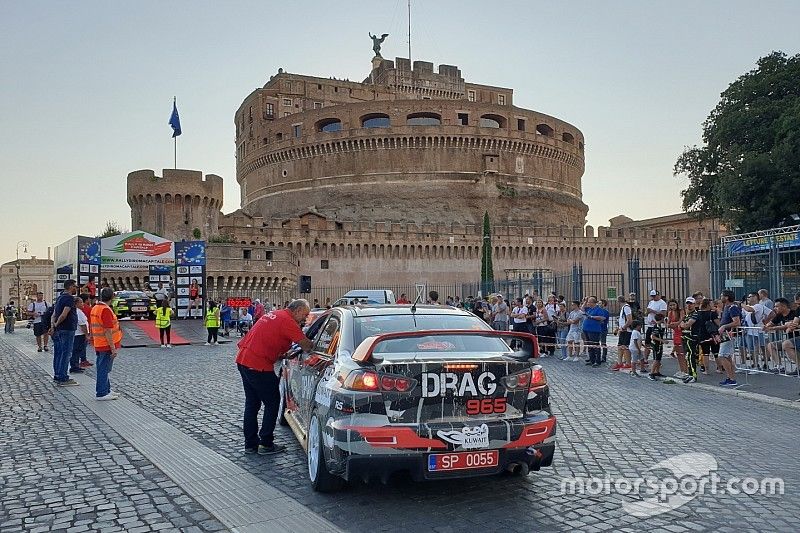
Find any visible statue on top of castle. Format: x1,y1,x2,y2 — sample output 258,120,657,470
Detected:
369,32,389,57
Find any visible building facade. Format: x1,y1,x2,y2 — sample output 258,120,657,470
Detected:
124,56,720,299
0,257,54,308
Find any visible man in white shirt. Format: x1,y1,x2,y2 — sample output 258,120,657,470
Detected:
28,292,50,352
742,292,767,369
613,295,633,370
644,290,668,362
238,309,254,336
70,296,90,375
511,298,529,332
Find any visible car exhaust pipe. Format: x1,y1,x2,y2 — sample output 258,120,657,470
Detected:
506,462,521,474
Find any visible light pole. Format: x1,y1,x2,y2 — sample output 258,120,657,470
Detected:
16,240,29,320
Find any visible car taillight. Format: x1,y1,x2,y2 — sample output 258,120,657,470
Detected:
531,368,547,388
380,374,414,392
503,368,546,390
344,370,416,392
343,370,380,391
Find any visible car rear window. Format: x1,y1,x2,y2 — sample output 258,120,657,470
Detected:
353,314,509,354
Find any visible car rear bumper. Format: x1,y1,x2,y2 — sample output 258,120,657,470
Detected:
343,441,555,483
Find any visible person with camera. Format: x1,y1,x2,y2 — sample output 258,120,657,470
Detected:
27,292,50,351
235,299,313,455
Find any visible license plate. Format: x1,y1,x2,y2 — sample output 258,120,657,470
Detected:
131,306,147,312
427,450,499,472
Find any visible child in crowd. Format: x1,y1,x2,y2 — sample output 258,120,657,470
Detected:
648,313,667,380
628,321,643,376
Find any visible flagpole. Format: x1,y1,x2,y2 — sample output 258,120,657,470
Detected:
173,96,177,169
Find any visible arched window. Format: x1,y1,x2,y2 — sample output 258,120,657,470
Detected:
536,124,554,137
479,114,506,128
361,113,391,128
316,118,342,133
406,112,441,126
562,132,574,144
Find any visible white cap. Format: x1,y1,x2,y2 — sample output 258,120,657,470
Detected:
685,297,696,304
649,290,658,296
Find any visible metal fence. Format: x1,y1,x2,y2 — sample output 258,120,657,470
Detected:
711,224,800,300
203,258,689,313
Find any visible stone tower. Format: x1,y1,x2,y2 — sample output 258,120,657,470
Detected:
127,169,223,241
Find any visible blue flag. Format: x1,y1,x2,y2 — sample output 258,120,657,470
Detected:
169,99,182,138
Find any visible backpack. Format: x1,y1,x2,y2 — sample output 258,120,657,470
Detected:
41,304,55,327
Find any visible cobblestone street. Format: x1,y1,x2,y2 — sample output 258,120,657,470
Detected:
2,331,799,532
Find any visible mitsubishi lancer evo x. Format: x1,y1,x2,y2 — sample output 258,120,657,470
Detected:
279,304,556,492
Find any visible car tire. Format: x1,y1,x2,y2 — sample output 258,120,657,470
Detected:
307,412,343,492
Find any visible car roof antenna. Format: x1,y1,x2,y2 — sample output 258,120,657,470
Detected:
410,292,422,315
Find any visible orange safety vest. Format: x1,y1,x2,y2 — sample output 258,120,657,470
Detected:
90,302,122,350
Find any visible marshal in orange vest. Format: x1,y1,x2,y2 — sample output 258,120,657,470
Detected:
90,303,123,350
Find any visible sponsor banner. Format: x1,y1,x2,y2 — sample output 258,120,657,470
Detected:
101,231,175,271
728,230,800,254
175,241,206,318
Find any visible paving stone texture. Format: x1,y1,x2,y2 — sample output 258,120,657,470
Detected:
3,329,800,532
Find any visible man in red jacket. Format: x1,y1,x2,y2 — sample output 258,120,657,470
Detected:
235,299,313,455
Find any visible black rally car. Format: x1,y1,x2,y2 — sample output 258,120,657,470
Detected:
279,305,556,492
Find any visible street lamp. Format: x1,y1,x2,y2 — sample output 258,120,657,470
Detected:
16,240,29,320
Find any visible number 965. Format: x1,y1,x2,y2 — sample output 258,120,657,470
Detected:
466,398,506,415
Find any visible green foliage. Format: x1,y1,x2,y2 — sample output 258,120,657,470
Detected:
97,220,123,238
208,233,236,243
674,51,800,232
192,227,202,239
480,212,494,292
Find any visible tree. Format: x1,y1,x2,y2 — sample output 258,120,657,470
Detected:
674,51,800,232
97,220,124,238
480,211,494,293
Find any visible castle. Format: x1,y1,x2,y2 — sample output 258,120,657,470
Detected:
126,56,721,302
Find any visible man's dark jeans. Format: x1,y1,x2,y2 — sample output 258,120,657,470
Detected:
238,363,280,449
585,330,603,365
52,329,75,382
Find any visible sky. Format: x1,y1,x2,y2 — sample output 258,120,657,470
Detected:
2,0,799,265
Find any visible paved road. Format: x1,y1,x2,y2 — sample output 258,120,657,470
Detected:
4,330,799,532
0,338,227,533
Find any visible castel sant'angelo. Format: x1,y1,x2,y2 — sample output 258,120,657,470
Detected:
126,45,721,300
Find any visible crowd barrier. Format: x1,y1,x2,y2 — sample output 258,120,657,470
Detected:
729,326,799,379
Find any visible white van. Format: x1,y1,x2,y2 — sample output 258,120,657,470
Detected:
332,289,396,307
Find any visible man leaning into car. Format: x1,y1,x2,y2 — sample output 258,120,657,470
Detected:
235,299,313,455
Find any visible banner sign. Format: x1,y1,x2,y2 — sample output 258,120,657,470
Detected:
149,265,173,291
728,230,800,255
101,231,175,271
77,236,101,287
226,297,252,309
175,241,206,319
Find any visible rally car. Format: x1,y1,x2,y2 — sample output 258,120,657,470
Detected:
279,305,556,492
112,291,157,319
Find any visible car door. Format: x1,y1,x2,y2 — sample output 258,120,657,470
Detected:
284,312,329,425
298,312,341,426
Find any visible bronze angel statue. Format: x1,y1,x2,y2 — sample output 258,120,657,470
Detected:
369,32,389,57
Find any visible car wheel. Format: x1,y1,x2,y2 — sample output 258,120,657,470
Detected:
307,412,343,492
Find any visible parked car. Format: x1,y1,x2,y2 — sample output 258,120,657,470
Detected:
279,304,554,492
332,289,396,307
112,291,157,319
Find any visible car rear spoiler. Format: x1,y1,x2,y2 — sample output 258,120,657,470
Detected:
351,329,539,363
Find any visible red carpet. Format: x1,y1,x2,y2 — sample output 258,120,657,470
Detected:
127,320,191,346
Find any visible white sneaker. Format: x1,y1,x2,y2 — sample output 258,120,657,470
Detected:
204,342,210,346
160,344,166,348
167,344,172,348
571,356,579,362
96,392,120,401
